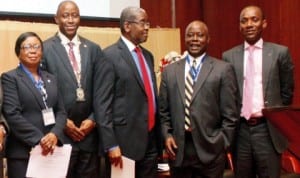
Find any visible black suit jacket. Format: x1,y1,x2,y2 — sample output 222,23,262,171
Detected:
222,42,294,153
0,81,9,133
41,35,104,152
98,38,161,160
1,68,66,159
159,55,239,166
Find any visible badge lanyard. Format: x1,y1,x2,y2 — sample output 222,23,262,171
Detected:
68,41,86,102
19,64,48,108
186,55,205,81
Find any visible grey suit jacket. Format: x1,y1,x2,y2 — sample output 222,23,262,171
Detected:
98,38,161,160
222,42,294,153
41,35,104,152
159,55,239,166
1,68,66,159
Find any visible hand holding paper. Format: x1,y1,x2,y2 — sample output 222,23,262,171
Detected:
26,144,72,178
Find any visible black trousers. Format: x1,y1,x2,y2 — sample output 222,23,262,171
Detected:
7,158,28,178
234,121,281,178
105,130,158,178
135,130,158,178
67,149,99,178
170,132,226,178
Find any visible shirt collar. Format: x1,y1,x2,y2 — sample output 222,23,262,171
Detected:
121,35,137,52
244,38,263,50
57,31,81,46
187,52,206,65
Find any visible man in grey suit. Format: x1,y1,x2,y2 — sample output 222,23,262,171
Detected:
96,6,161,178
159,20,239,178
222,5,294,178
41,1,107,177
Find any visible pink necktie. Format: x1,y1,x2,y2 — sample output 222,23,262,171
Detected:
242,46,255,119
68,42,79,73
135,47,155,130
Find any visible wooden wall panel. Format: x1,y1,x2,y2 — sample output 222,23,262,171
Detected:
279,1,300,105
0,21,180,76
175,0,203,51
1,0,300,103
142,0,203,53
141,0,172,28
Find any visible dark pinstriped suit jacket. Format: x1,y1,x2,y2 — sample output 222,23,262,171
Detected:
41,35,104,152
98,38,162,160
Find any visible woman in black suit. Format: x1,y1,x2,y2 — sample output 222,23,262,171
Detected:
1,32,67,178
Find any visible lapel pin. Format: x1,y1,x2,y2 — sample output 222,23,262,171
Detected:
84,44,87,48
47,79,51,83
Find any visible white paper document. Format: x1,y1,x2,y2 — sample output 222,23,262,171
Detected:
111,156,135,178
26,144,72,178
157,163,170,172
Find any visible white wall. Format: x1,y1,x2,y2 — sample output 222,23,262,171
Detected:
0,0,140,18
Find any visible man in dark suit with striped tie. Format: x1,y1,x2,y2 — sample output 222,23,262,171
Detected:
159,20,239,178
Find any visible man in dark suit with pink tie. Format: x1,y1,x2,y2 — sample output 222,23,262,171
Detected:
41,1,109,177
222,5,294,178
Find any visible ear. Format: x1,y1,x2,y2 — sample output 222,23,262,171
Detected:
262,19,267,29
54,15,59,24
124,21,131,33
207,35,211,44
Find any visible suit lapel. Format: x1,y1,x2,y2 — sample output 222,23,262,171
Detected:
79,37,88,87
175,59,186,104
40,71,54,108
142,48,159,96
262,43,274,94
118,39,145,90
52,36,78,85
191,56,212,101
234,45,245,97
17,68,45,109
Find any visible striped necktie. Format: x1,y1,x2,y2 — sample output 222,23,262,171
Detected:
185,59,196,131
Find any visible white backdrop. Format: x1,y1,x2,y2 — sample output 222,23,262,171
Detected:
0,0,140,18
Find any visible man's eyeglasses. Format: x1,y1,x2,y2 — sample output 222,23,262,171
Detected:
21,44,42,52
128,21,150,28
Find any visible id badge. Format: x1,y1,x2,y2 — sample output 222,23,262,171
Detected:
76,87,86,102
42,108,56,126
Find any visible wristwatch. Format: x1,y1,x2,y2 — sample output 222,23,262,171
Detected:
0,125,6,136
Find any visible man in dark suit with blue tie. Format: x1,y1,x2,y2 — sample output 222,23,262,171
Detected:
159,20,239,178
222,5,294,178
41,1,108,177
95,6,161,178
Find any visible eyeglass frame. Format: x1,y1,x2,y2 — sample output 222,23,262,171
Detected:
127,20,150,28
20,44,42,52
